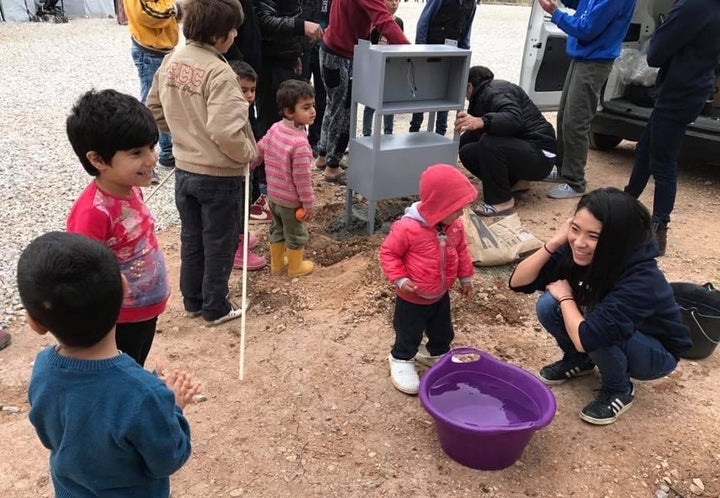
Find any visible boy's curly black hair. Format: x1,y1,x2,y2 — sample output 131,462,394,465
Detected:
66,89,158,176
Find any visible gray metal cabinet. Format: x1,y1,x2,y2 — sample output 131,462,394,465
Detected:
345,41,471,233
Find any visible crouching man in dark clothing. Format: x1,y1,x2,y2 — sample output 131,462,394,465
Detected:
455,66,557,217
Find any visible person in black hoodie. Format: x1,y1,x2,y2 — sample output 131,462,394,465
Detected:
510,188,691,426
455,66,557,217
224,0,263,76
300,0,330,156
242,0,322,221
225,0,266,221
254,0,323,136
624,0,720,256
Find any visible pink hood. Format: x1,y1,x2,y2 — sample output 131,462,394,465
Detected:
417,164,477,227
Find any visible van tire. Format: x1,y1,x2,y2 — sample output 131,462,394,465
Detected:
589,132,622,151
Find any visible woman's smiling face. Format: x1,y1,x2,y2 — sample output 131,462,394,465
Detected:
568,208,602,266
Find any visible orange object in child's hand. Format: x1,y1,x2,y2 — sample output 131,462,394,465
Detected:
295,207,306,221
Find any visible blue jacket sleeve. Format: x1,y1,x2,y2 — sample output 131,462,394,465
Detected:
559,0,579,9
646,0,707,68
508,247,565,294
415,0,441,44
551,0,621,42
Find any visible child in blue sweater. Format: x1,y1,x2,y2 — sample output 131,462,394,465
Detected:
18,231,200,498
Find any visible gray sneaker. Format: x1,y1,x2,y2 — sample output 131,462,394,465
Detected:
548,183,584,199
543,166,564,183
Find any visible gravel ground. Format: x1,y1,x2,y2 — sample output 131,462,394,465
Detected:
0,4,528,328
0,20,179,327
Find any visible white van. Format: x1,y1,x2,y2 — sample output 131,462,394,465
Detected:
519,0,720,164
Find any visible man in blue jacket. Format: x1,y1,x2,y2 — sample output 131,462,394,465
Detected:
624,0,720,256
538,0,635,199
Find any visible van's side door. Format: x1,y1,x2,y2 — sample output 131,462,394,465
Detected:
519,2,571,111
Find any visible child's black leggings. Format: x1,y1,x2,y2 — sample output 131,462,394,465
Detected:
116,317,158,367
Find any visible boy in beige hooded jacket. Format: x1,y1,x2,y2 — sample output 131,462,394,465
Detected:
147,0,256,326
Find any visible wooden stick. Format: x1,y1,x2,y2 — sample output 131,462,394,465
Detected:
144,168,175,203
239,166,250,380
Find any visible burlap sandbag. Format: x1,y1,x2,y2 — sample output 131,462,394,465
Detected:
461,210,543,267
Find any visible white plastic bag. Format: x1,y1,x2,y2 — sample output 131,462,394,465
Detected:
615,48,641,85
630,40,659,87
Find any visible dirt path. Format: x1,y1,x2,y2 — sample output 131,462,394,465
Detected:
1,140,720,497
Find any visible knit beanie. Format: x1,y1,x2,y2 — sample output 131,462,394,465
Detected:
417,164,477,227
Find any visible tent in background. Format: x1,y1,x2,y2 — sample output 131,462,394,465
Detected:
0,0,114,21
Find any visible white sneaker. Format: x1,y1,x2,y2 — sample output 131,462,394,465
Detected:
389,354,420,395
415,344,445,368
206,301,246,327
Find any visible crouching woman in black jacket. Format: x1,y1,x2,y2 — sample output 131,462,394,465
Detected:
455,66,557,217
509,188,691,425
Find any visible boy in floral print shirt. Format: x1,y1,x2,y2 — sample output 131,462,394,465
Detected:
66,89,169,367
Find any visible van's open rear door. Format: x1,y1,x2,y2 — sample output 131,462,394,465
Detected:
519,3,571,111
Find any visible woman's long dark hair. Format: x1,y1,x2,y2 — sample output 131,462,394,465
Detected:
557,188,654,308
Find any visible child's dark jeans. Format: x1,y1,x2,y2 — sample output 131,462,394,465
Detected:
391,293,454,360
175,169,243,321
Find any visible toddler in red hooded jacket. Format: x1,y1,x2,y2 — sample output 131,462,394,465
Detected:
379,164,478,395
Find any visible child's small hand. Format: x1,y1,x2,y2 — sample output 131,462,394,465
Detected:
400,280,417,294
152,358,166,378
460,281,473,298
164,370,202,409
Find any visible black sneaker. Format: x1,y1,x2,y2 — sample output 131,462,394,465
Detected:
538,356,595,385
580,384,635,425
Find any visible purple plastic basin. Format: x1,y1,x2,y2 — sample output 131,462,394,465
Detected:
419,347,556,470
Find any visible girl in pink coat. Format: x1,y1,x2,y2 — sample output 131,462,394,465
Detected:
380,164,478,395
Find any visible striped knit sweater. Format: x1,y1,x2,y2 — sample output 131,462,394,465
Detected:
255,119,315,209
